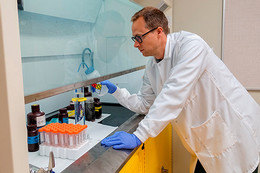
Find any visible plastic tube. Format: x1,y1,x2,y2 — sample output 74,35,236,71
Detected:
38,127,45,144
39,123,88,148
44,127,51,146
52,127,59,146
68,129,74,148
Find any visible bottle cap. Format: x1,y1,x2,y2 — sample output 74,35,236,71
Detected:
84,86,92,97
59,108,67,114
94,97,100,102
84,87,89,93
72,97,87,102
31,104,40,113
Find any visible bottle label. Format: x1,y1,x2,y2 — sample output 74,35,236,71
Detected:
28,135,39,144
36,115,46,127
95,106,102,112
59,117,68,124
68,110,75,117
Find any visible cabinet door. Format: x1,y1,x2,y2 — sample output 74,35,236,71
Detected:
119,144,145,173
145,124,172,173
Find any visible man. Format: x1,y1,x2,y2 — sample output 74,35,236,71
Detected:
100,7,260,173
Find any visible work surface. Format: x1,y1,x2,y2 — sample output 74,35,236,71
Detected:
62,113,145,173
28,114,117,173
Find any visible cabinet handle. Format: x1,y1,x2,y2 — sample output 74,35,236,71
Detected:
161,166,168,173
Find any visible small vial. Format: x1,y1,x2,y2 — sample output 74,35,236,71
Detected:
52,128,59,146
83,125,88,142
75,132,79,147
68,130,74,148
64,132,69,147
38,127,45,144
79,127,84,144
59,128,65,147
44,127,51,146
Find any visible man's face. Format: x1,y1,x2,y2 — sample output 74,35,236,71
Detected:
131,17,159,57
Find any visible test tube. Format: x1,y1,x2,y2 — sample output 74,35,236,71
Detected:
64,129,69,147
52,127,59,146
59,127,65,147
79,126,83,144
83,125,88,142
44,127,51,146
73,127,79,148
68,129,74,148
75,124,82,144
38,127,45,144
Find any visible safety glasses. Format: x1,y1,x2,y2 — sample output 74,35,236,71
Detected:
131,27,158,43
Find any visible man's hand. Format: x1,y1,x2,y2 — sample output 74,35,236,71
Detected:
101,131,142,149
100,80,117,94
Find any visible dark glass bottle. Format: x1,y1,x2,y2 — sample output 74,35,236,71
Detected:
27,104,46,128
94,97,102,119
58,108,68,123
85,87,95,121
84,86,92,97
27,124,39,152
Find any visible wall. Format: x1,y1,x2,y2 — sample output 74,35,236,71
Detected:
172,0,223,172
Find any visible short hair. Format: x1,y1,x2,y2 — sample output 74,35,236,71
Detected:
131,7,169,35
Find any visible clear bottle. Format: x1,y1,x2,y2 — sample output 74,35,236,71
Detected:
84,87,95,121
74,87,84,98
91,83,108,96
72,97,86,125
94,97,102,119
27,104,46,129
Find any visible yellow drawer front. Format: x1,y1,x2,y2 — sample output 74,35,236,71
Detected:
119,144,144,173
145,123,172,173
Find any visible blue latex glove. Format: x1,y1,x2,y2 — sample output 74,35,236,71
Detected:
100,80,117,94
101,131,142,149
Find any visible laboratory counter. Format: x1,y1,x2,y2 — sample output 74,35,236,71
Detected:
62,113,145,173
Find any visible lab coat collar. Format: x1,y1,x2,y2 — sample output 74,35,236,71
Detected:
152,34,173,66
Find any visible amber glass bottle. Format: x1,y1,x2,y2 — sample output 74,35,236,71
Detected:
85,87,95,121
58,108,68,123
27,104,46,129
94,97,102,119
27,124,39,152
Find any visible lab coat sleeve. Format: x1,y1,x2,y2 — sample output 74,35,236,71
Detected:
112,69,156,115
134,40,209,142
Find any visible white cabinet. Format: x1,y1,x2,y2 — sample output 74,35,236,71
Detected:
23,0,102,23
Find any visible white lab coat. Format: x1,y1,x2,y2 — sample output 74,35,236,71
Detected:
112,31,260,173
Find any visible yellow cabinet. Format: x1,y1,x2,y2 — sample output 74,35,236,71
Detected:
119,144,144,173
120,124,172,173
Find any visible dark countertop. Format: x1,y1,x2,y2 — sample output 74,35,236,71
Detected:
99,103,135,127
62,113,145,173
